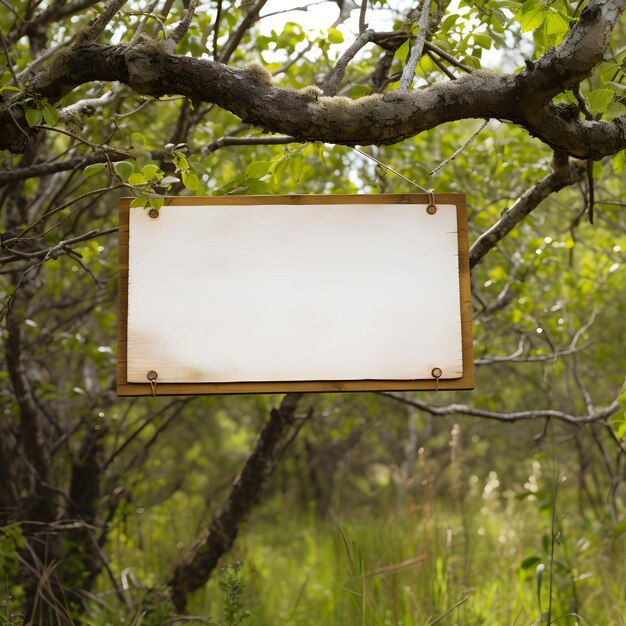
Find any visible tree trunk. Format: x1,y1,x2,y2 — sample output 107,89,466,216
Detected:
168,393,307,611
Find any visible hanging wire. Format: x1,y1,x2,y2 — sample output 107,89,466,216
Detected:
350,146,433,194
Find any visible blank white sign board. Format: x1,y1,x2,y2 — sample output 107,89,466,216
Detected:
124,199,467,386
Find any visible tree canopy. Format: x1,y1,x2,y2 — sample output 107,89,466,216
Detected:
1,1,626,624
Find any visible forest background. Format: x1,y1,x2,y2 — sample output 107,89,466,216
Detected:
1,0,626,624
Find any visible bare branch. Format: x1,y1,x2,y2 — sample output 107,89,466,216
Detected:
217,0,269,64
398,0,432,93
323,29,375,96
359,0,368,33
429,118,490,174
203,134,296,155
379,392,621,425
469,156,586,268
169,0,197,44
0,28,20,85
80,0,129,43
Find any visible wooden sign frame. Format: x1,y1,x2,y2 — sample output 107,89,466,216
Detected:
117,194,473,396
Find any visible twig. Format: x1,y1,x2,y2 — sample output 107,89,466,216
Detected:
1,227,118,261
586,160,595,224
3,186,124,244
429,119,490,174
323,29,374,96
204,134,296,155
213,0,222,60
0,28,19,85
359,0,368,33
170,0,197,44
398,0,433,93
426,50,456,79
424,41,474,73
217,0,268,64
128,3,164,44
80,0,129,42
35,124,134,156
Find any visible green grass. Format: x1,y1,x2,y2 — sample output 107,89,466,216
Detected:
82,469,626,626
178,489,625,625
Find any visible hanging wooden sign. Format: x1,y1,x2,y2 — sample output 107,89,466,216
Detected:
117,194,473,395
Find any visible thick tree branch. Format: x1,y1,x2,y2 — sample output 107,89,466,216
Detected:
517,0,626,105
1,0,625,158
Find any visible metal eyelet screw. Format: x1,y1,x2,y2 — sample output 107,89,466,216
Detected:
148,209,159,219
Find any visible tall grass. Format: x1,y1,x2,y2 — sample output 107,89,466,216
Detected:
174,473,625,626
76,461,626,625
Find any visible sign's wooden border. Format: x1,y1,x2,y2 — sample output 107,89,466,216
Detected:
117,194,473,396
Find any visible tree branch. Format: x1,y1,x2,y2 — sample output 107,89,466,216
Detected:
379,392,621,425
469,155,586,268
169,0,197,44
398,0,432,93
168,393,308,611
323,29,375,96
1,0,625,157
217,0,268,64
79,0,129,43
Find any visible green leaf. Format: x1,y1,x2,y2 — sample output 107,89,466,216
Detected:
42,104,58,126
131,131,147,148
612,149,626,174
351,85,370,99
519,1,545,33
520,556,542,570
289,154,303,183
128,172,148,186
271,157,290,185
587,88,614,113
327,27,344,44
174,152,189,172
473,34,492,50
161,175,180,186
130,198,149,208
25,108,43,127
182,171,200,191
395,38,411,63
142,164,160,180
148,196,164,210
245,160,271,179
114,161,135,181
83,163,106,178
544,10,569,37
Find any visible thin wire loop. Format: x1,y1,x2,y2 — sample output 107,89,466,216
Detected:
351,147,433,194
